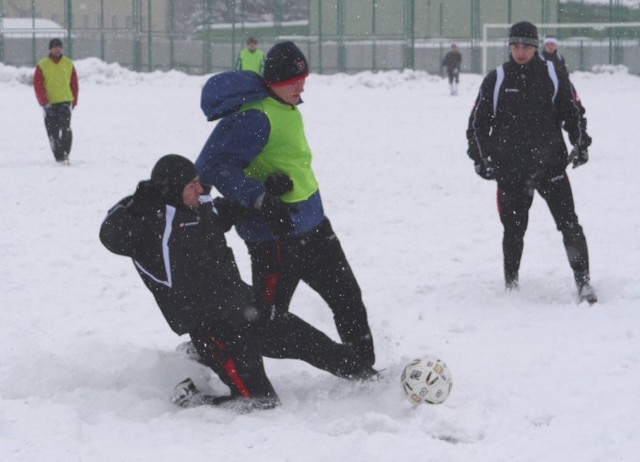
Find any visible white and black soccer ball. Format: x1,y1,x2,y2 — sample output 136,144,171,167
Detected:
400,356,453,405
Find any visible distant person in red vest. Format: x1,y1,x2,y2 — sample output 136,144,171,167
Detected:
33,38,79,165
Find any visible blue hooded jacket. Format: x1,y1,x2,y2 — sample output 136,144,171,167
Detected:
196,70,325,243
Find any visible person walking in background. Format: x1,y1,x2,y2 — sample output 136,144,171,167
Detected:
541,35,567,74
33,38,78,165
99,154,376,410
236,37,265,75
441,43,462,95
466,21,597,304
196,41,377,368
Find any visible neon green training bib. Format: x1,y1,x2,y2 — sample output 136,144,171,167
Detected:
37,56,74,104
242,98,319,204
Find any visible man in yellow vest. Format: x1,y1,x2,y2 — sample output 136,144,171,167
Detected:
235,37,265,75
196,42,376,369
34,38,79,165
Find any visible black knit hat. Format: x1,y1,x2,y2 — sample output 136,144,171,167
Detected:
263,41,309,85
509,21,539,48
150,154,198,206
49,38,63,49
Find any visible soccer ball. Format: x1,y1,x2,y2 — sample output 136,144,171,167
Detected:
400,356,453,405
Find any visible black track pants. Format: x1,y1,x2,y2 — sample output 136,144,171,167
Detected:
43,103,73,161
247,218,375,367
261,312,375,379
190,323,279,407
497,172,590,283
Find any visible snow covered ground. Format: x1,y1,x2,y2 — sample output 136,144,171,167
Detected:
1,58,639,461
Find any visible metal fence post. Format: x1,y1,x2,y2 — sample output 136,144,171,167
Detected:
403,0,415,70
230,0,236,72
66,0,73,57
337,0,345,72
100,0,105,61
30,0,36,64
147,0,152,71
132,0,141,71
317,0,323,74
372,0,377,72
0,0,4,64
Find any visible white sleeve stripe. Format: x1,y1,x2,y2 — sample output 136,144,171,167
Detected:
546,61,559,103
493,65,504,117
133,204,175,288
471,92,485,160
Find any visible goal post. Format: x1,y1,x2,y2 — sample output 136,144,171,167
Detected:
482,22,640,76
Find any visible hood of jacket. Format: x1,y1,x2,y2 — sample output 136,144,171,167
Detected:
201,70,271,121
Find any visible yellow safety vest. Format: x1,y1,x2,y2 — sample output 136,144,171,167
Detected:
237,49,265,75
37,56,74,104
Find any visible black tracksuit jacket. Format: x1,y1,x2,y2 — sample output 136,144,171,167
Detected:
99,193,252,336
467,54,590,183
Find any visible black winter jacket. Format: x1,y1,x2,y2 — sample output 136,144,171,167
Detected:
99,190,254,335
442,50,462,72
541,50,567,75
467,54,590,182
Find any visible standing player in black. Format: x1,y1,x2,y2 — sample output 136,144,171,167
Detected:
466,21,597,304
441,43,462,95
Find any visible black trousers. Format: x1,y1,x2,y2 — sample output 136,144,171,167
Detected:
496,171,590,284
189,313,373,407
43,103,73,161
447,68,459,84
247,218,375,367
190,322,278,407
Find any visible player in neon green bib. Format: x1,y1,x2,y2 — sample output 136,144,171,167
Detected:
33,38,79,164
197,42,376,368
236,37,265,75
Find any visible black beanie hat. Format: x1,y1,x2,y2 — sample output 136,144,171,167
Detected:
263,41,309,85
509,21,539,48
49,38,63,49
150,154,198,206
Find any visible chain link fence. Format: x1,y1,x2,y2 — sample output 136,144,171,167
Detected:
1,0,639,75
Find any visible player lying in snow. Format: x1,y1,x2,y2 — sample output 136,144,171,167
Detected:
99,154,377,410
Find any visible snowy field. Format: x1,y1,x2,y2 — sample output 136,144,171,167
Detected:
0,58,639,461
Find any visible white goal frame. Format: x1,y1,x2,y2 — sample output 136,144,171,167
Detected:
482,22,640,75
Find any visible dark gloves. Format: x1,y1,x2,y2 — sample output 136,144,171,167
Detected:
568,146,589,169
128,180,160,214
260,193,298,237
264,173,293,196
212,196,249,231
474,157,496,180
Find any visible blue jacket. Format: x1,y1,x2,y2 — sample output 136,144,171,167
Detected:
196,71,325,243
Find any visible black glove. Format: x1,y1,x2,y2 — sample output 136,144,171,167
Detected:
568,146,589,169
260,193,298,237
129,180,160,214
212,196,249,230
264,173,293,197
474,157,496,180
